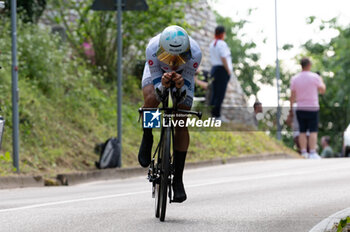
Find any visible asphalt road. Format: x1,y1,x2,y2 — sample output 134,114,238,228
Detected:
1,158,350,232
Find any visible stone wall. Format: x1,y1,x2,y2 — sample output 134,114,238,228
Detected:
185,0,255,126
221,73,255,126
184,0,216,72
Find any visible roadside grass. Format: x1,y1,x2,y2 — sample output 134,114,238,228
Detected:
0,77,296,176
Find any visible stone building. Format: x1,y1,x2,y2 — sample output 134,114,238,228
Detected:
184,1,216,72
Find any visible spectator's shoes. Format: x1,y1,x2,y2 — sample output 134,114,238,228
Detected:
138,131,153,167
309,153,321,159
301,152,308,159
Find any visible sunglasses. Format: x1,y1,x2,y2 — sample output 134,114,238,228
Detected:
156,46,192,67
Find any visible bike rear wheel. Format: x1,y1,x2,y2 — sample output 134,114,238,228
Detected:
159,127,171,221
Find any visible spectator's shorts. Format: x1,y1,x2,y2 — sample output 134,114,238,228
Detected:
141,63,194,108
296,110,319,133
345,146,350,157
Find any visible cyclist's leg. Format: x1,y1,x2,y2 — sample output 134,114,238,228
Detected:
138,64,160,167
172,96,192,203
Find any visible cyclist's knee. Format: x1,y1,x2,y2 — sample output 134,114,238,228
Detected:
175,126,188,133
174,119,189,134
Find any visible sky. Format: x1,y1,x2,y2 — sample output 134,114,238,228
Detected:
208,0,350,106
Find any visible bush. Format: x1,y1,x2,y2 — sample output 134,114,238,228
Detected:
0,20,69,95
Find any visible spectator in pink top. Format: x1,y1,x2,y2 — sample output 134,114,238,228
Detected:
290,58,326,159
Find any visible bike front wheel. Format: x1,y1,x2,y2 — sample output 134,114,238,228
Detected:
154,181,160,218
159,127,171,222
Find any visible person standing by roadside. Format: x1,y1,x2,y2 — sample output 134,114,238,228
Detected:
343,124,350,157
290,58,326,159
209,26,232,121
253,101,262,127
320,136,334,158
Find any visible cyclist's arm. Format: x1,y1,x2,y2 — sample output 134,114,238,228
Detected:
146,45,167,100
179,48,202,103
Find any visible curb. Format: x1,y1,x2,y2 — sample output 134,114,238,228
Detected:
0,175,43,189
0,152,299,189
57,153,298,186
309,207,350,232
56,166,146,186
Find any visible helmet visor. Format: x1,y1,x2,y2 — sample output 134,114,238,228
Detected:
156,46,192,67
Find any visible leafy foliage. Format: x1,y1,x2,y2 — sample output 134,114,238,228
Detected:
4,0,46,23
215,11,269,98
0,18,122,174
46,0,193,82
332,216,350,232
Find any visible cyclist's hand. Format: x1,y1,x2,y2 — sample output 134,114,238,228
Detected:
161,72,172,88
171,72,184,89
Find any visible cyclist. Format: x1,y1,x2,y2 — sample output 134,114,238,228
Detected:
138,25,202,203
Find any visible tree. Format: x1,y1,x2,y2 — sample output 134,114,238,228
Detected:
47,0,193,82
264,17,350,153
215,11,269,98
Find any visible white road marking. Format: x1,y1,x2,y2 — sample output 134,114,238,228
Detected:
0,190,149,213
0,165,348,213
